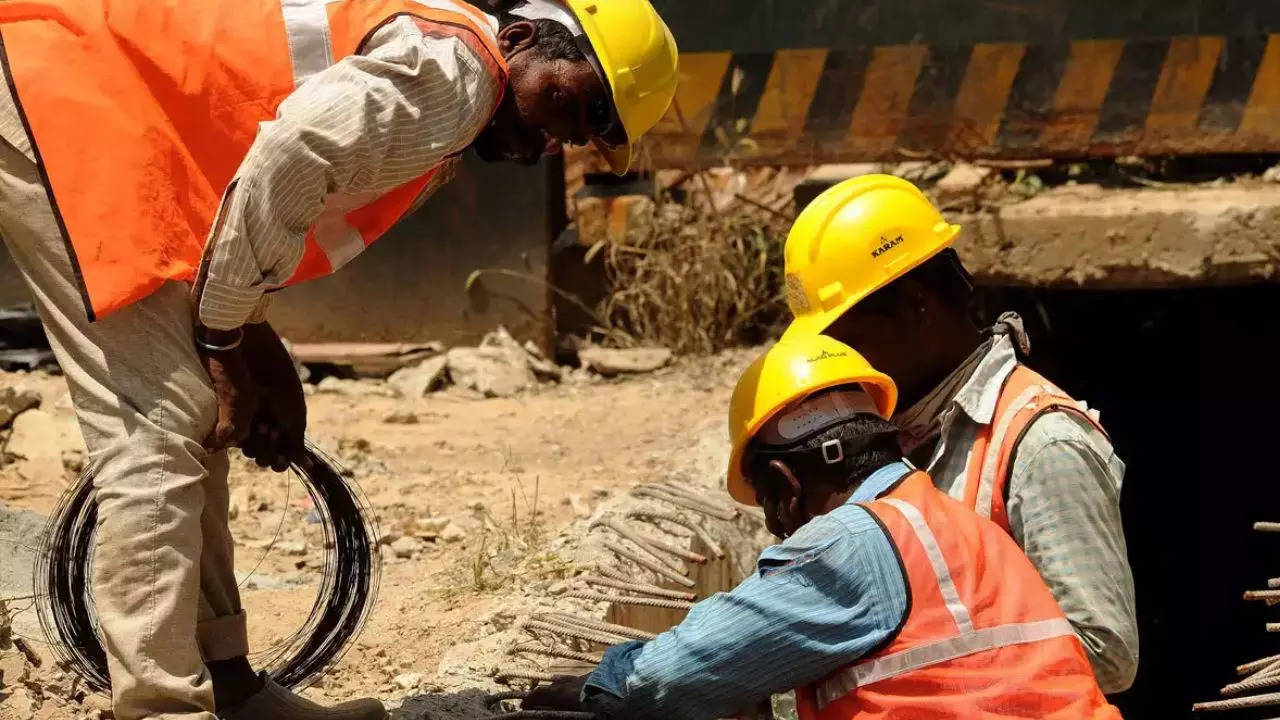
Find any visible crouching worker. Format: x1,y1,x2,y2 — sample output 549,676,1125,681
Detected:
527,335,1121,720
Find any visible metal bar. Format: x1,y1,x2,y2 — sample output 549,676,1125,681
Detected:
565,590,696,611
656,482,740,519
1223,672,1280,697
1237,654,1280,677
494,667,580,684
627,509,725,558
1194,691,1280,712
598,518,686,572
542,613,657,642
1244,590,1280,601
507,643,603,665
1254,522,1280,533
521,619,629,646
580,574,697,601
632,487,737,521
602,538,696,588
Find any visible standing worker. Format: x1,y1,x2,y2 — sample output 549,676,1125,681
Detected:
781,174,1138,691
0,1,677,718
526,335,1122,720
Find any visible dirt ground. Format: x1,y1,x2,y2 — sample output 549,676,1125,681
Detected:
0,348,757,718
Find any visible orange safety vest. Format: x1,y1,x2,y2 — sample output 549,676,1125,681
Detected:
951,365,1108,533
796,471,1121,720
0,0,507,321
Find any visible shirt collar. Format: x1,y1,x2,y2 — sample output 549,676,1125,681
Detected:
949,333,1018,425
848,460,915,503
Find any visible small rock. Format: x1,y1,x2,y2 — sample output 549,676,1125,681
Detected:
390,536,424,558
934,163,993,206
417,517,452,536
394,672,424,690
60,448,85,475
568,493,592,519
440,522,466,543
316,377,396,398
388,354,449,398
1264,164,1280,183
280,540,308,557
383,410,419,425
578,347,672,376
7,409,70,462
0,387,40,429
548,581,568,595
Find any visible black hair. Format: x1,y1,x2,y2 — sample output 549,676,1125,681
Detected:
745,412,901,499
492,6,586,61
856,248,975,318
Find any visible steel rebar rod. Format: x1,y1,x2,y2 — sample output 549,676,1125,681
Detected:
542,613,657,641
490,709,596,720
602,538,695,588
580,574,697,601
627,509,725,558
565,590,695,611
507,643,603,665
1256,662,1280,680
657,482,736,510
1265,623,1280,633
1223,672,1280,696
1245,590,1280,601
495,667,579,684
597,518,685,573
1194,691,1280,712
1238,655,1280,676
595,564,635,584
1255,522,1280,533
521,619,629,646
603,517,707,564
631,487,737,521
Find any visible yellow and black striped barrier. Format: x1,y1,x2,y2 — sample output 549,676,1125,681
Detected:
641,1,1280,166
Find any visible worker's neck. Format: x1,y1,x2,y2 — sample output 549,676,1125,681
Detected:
894,317,982,409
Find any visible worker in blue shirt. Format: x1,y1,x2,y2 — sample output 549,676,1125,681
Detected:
526,335,1119,720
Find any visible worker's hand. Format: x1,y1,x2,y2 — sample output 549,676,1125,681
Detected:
523,674,590,712
197,330,261,454
239,322,307,472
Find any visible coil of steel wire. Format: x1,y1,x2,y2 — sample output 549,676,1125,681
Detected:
34,441,381,692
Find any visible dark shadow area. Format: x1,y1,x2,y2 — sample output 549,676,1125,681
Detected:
988,283,1280,718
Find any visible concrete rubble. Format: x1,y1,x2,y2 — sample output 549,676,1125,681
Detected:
578,347,673,377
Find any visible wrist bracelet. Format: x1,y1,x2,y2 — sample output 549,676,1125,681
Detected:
196,327,244,352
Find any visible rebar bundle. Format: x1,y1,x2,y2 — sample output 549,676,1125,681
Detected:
1195,521,1280,713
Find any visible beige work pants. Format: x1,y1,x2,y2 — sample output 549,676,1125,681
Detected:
0,79,246,719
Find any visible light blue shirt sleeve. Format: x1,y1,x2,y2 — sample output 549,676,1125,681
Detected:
583,491,909,720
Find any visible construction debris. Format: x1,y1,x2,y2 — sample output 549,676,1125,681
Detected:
578,347,672,377
388,354,449,398
291,341,444,378
0,387,39,429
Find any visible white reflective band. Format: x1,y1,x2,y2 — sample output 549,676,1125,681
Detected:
281,0,335,87
312,194,373,272
883,498,973,634
973,385,1043,519
816,618,1076,708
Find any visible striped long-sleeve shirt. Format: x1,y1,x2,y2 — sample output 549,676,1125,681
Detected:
192,16,501,330
897,315,1139,693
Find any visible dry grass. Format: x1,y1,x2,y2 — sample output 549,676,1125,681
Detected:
596,198,791,355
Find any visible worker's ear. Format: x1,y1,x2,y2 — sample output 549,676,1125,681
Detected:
768,459,806,538
497,20,538,57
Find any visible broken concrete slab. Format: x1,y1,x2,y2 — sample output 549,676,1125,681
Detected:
388,355,449,398
446,346,536,398
579,347,673,376
934,163,993,208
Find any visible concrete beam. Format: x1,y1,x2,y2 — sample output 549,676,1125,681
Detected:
954,183,1280,288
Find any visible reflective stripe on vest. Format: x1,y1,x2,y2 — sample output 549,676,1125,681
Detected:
950,365,1107,530
882,498,972,633
816,618,1076,708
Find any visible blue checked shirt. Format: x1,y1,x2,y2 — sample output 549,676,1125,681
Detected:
583,462,914,720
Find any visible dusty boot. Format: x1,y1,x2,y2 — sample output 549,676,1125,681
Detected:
218,674,387,720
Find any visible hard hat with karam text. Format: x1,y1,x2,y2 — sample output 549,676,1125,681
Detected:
726,335,898,506
563,0,679,174
781,174,962,339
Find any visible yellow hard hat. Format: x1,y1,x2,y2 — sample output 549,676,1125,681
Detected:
726,335,898,506
565,0,679,174
781,174,962,339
